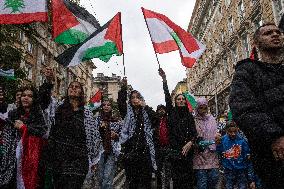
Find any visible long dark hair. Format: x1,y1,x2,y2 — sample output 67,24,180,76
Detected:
58,81,85,118
17,85,41,118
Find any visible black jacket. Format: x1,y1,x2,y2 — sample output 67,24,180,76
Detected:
229,58,284,154
162,81,197,156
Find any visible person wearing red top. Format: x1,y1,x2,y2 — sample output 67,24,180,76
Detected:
154,104,171,189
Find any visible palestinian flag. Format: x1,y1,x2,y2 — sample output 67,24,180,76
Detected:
88,90,102,111
0,0,47,24
183,91,197,112
142,7,206,68
52,0,100,44
0,69,16,80
55,12,123,67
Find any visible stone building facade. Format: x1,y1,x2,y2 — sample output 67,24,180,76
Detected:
93,73,123,102
13,22,96,101
187,0,283,116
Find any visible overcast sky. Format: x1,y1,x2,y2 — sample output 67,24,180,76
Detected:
80,0,196,109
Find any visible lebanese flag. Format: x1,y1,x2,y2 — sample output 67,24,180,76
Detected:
142,7,205,68
16,125,45,189
0,0,47,24
88,90,102,110
55,12,123,67
183,91,197,112
52,0,100,44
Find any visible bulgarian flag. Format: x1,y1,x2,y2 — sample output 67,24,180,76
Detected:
0,68,16,80
142,7,206,68
183,91,197,112
52,0,100,44
88,90,102,110
55,12,123,67
0,0,47,24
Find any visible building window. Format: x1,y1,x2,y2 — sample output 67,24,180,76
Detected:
27,41,33,54
25,64,33,80
241,34,250,58
272,0,284,23
225,0,231,7
41,53,46,64
238,0,245,20
253,16,263,30
228,16,234,34
19,31,25,43
231,46,238,63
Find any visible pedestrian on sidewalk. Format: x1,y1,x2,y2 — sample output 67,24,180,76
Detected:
229,23,284,189
193,97,220,189
159,68,197,189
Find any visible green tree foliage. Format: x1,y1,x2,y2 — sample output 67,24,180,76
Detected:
4,0,25,13
0,25,26,103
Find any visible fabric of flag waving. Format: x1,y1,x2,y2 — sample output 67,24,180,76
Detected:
142,7,205,68
52,0,100,45
0,69,16,80
55,12,123,67
183,91,197,112
0,0,48,24
88,90,102,110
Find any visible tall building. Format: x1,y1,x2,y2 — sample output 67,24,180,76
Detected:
93,73,123,102
14,22,96,101
187,0,283,116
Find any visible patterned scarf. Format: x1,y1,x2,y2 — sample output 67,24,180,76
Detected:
120,104,157,170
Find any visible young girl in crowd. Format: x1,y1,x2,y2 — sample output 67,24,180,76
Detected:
96,98,122,189
0,85,47,189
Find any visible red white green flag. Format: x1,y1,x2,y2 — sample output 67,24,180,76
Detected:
0,0,48,24
88,90,102,110
52,0,100,45
142,7,206,68
55,12,123,67
183,91,197,112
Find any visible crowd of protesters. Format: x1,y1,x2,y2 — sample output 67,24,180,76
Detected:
0,23,283,189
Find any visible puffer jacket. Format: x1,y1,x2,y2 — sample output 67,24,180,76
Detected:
229,59,284,152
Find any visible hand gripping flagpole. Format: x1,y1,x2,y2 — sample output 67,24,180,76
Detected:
141,7,161,69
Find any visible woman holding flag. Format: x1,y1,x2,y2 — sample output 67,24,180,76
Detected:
158,68,197,189
118,78,158,189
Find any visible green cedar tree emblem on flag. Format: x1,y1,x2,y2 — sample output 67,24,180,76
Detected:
4,0,25,13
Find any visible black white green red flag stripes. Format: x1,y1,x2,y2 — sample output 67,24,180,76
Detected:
52,0,100,44
0,0,47,24
142,7,205,68
55,12,123,67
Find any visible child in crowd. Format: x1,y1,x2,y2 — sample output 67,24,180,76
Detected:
215,121,255,189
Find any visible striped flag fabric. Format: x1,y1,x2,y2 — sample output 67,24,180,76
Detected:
183,91,197,112
0,0,47,24
52,0,100,44
55,12,123,67
0,69,16,80
88,90,102,110
142,7,206,68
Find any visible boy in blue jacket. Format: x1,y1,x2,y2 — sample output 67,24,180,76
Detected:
216,121,255,189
